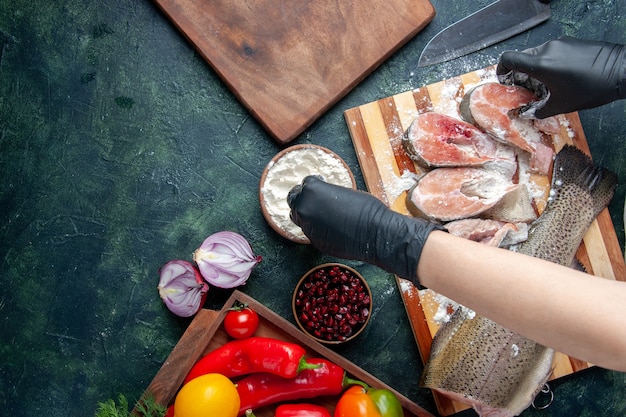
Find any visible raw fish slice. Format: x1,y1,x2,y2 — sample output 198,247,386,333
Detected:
444,218,529,247
460,83,554,174
459,83,536,153
403,113,516,175
406,167,517,222
497,68,549,118
533,116,562,135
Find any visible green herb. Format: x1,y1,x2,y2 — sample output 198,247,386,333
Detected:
94,393,167,417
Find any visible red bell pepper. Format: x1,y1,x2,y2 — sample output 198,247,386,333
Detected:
184,337,321,383
275,404,332,417
245,404,331,417
236,358,361,416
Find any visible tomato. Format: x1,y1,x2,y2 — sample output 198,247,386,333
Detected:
224,303,259,339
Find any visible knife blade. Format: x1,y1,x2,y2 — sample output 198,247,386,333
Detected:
418,0,551,67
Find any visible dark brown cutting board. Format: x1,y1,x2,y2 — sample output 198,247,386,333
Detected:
153,0,435,144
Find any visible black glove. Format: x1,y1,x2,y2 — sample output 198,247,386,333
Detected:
496,37,626,118
287,176,445,286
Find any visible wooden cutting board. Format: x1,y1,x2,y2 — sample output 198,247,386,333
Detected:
344,66,626,416
152,0,435,144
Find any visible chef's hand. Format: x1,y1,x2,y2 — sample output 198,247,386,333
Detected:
497,37,625,118
287,176,445,286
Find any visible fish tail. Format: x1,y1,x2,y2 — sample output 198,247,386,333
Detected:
552,145,617,217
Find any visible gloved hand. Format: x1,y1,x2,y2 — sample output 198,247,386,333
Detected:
287,176,445,286
496,37,625,118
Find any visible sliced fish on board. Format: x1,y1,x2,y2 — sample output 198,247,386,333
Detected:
406,167,517,222
420,145,618,417
460,82,554,175
402,112,516,176
444,218,529,248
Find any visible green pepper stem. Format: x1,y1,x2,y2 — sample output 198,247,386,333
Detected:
342,374,370,389
245,410,256,417
297,356,324,373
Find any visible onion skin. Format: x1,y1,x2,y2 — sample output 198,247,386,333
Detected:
158,260,208,317
193,231,262,288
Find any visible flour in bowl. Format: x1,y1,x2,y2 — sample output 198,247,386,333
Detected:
260,146,354,242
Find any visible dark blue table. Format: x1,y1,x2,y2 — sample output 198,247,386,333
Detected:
1,1,624,416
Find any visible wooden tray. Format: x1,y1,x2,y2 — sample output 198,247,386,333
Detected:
152,0,435,144
344,66,626,415
139,290,435,417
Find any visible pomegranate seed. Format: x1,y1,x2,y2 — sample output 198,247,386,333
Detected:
294,265,371,342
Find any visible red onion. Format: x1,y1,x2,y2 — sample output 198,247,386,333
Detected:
193,231,262,288
158,260,208,317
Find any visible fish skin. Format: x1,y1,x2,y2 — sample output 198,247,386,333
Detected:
481,185,537,224
422,309,554,417
513,145,617,262
420,145,617,417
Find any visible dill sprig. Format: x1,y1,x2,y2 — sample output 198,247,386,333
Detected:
95,392,167,417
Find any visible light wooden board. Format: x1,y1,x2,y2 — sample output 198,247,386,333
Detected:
153,0,435,144
344,66,626,416
139,290,435,417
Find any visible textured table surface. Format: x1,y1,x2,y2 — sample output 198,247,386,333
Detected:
1,1,624,416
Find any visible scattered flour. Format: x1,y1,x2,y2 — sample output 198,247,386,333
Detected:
436,79,464,117
419,288,477,325
385,170,420,204
261,146,354,241
511,343,520,358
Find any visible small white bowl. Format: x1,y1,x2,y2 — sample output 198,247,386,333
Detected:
259,144,356,243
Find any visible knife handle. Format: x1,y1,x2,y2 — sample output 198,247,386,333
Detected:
539,0,550,4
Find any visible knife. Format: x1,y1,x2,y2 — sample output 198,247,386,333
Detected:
418,0,551,67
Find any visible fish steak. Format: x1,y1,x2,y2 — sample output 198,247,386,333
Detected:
406,167,517,222
403,112,516,175
460,83,554,175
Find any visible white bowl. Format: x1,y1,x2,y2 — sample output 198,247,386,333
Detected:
259,144,356,243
